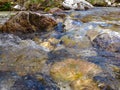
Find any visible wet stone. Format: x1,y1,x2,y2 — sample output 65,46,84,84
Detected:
92,32,120,53
50,58,102,89
0,71,59,90
1,11,57,37
0,7,120,90
50,58,102,82
11,74,59,90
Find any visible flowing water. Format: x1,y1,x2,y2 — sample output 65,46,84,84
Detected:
0,7,120,90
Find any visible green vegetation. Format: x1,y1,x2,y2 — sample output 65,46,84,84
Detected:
24,0,63,11
0,0,63,11
0,2,11,11
87,0,107,6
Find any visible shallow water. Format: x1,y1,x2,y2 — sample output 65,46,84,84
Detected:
0,7,120,90
0,11,17,24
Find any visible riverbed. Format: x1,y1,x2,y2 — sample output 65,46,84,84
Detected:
0,7,120,90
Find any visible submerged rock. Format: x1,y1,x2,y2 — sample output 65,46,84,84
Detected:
11,74,59,90
50,59,101,82
35,37,60,51
0,71,19,90
1,11,57,36
0,47,48,75
0,71,59,90
0,34,49,75
50,59,102,89
61,35,92,49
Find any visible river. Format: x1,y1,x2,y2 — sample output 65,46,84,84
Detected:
0,7,120,90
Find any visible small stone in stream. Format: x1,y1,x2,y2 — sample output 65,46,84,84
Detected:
63,16,78,30
48,38,60,45
86,29,100,41
40,41,55,51
1,11,57,36
92,32,120,53
13,5,26,11
34,37,60,51
61,36,76,47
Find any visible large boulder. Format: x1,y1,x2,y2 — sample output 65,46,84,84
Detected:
62,0,94,10
62,0,120,9
1,11,57,35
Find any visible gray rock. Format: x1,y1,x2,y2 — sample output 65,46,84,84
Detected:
93,31,120,53
62,0,94,10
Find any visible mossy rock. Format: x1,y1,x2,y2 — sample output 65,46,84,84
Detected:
50,59,102,82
